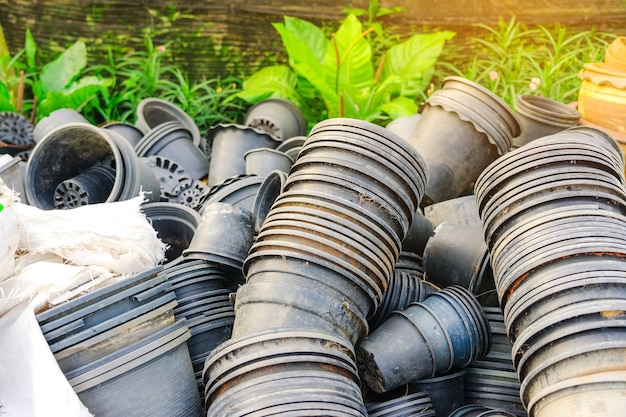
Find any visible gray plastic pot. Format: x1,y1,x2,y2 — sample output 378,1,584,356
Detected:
182,202,255,282
135,97,202,146
25,123,161,209
204,124,281,186
513,94,580,148
33,108,89,143
67,319,203,417
252,170,288,233
244,147,293,177
100,121,144,147
410,76,520,205
134,121,209,180
357,286,491,393
243,98,307,140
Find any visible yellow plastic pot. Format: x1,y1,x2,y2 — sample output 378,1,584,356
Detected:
578,63,626,136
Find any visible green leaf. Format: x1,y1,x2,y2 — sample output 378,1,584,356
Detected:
273,18,338,111
37,76,111,118
283,16,328,63
322,14,375,117
378,96,418,120
25,28,37,70
40,40,87,93
227,65,303,108
383,30,456,96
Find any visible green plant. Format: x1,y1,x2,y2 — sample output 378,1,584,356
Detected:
15,29,111,121
84,32,244,133
438,17,615,107
230,11,454,126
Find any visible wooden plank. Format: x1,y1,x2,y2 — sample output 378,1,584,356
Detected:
0,0,624,82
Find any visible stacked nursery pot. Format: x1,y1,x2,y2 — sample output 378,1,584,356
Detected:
202,118,429,416
160,260,234,397
409,76,521,205
464,307,526,416
365,391,436,417
356,285,491,393
474,126,626,417
36,266,203,417
367,252,435,331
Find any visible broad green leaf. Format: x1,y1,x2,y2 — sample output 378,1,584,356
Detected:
283,16,328,63
226,65,304,108
37,76,110,118
323,14,375,117
383,31,455,96
379,96,418,120
274,20,338,111
40,40,87,93
363,74,403,116
24,28,37,70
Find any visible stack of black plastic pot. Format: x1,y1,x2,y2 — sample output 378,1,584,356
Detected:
36,266,204,417
202,117,429,416
475,126,626,417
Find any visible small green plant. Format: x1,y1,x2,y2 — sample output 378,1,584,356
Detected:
15,29,112,121
438,17,615,107
230,11,454,125
84,33,244,133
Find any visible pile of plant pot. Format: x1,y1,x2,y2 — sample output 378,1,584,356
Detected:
4,72,626,417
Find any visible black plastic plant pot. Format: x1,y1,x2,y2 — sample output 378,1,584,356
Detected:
357,286,491,393
275,135,306,161
67,319,204,417
244,147,293,177
141,202,201,265
196,174,264,214
243,248,376,333
449,404,519,417
232,274,369,345
385,114,422,141
204,123,281,187
25,123,161,209
135,121,209,180
182,202,255,279
54,298,177,373
256,216,393,289
251,169,288,233
526,371,626,417
367,269,431,331
423,195,482,228
100,121,144,147
422,223,491,295
135,97,202,146
53,165,116,209
273,190,403,259
33,108,89,143
513,94,580,148
409,102,502,205
407,369,466,417
243,98,308,141
401,209,434,256
283,171,409,244
202,328,365,416
366,391,436,417
0,155,27,201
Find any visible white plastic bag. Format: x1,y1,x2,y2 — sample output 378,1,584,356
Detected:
0,179,19,283
14,195,167,274
0,299,94,417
